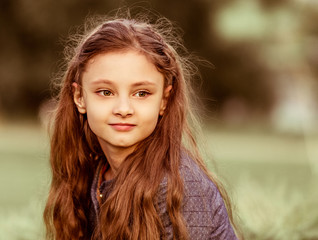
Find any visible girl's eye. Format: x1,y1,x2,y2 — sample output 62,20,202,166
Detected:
99,90,113,96
135,91,149,98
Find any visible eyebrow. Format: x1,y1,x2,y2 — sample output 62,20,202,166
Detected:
90,79,113,86
131,81,156,87
91,79,157,87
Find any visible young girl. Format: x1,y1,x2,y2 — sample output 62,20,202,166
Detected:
44,15,239,240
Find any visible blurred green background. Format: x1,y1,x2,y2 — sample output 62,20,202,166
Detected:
0,0,318,239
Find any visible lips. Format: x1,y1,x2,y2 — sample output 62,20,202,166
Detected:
109,123,136,131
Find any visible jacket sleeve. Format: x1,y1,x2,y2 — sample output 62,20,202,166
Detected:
182,175,238,240
156,162,238,240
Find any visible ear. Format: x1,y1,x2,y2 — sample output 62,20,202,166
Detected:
72,82,87,114
159,85,172,116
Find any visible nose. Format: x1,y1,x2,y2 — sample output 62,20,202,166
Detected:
112,96,134,117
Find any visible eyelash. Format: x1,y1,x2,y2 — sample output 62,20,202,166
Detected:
134,90,150,98
97,90,150,98
98,90,113,96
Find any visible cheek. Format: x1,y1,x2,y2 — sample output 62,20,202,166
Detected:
85,103,108,127
142,108,161,129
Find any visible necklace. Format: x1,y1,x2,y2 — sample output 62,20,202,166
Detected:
96,162,109,204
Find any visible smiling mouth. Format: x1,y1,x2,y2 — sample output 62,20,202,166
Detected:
109,123,136,131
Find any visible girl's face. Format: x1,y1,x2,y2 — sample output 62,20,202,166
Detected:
73,50,171,156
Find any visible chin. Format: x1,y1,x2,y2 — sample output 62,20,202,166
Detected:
114,142,135,148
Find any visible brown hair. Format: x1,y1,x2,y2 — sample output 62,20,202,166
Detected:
44,15,237,240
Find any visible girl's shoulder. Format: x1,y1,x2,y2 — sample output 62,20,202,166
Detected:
158,152,225,209
158,152,219,198
179,153,224,208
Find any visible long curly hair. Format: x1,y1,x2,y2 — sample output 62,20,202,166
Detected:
44,15,237,240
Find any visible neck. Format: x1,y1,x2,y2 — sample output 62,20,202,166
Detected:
100,144,136,180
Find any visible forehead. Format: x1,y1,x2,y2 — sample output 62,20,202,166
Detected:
82,50,164,86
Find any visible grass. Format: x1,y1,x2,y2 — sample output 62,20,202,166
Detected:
235,175,318,240
0,123,49,239
0,123,317,239
205,127,318,240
